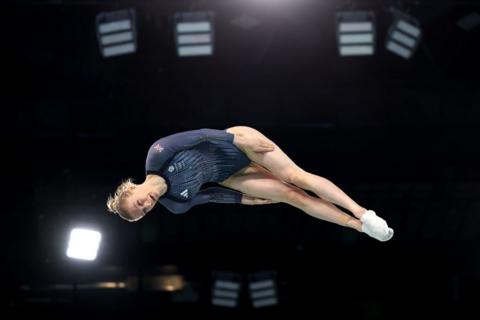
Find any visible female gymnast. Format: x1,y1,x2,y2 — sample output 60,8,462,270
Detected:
107,126,393,241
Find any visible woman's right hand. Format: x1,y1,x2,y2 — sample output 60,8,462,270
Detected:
233,133,275,153
241,194,278,205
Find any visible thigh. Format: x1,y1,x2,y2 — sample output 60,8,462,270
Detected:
225,126,305,183
219,162,308,203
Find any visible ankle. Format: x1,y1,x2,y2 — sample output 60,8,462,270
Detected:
353,207,367,219
345,218,362,232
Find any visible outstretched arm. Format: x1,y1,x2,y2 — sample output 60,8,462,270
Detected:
196,187,277,205
158,186,276,214
241,194,278,205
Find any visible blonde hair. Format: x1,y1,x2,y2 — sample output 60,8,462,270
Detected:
106,178,136,220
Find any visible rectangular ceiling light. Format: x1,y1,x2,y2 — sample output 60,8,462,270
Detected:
175,11,214,57
211,272,241,308
248,271,278,308
386,13,422,59
336,11,376,56
96,9,137,58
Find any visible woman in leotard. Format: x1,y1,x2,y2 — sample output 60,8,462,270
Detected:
107,126,393,241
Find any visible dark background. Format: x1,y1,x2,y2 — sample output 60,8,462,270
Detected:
4,0,480,319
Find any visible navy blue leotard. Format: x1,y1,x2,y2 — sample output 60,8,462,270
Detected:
145,128,252,214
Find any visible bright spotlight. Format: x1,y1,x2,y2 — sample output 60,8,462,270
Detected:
66,228,102,261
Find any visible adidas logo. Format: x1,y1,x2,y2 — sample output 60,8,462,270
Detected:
180,189,189,198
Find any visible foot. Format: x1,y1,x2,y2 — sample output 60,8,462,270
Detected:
360,210,394,242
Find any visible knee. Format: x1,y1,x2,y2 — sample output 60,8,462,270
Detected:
286,169,308,186
282,188,307,205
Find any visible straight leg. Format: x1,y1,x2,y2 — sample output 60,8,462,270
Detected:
225,126,367,218
219,163,363,232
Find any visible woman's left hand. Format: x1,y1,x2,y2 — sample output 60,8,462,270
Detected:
234,134,275,153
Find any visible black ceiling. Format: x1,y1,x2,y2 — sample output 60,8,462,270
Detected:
4,1,480,317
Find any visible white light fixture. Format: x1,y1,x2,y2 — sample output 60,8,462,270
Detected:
336,11,375,56
457,12,480,31
211,272,241,308
231,15,260,30
175,11,214,57
386,11,422,59
248,271,278,308
66,228,102,261
96,9,137,58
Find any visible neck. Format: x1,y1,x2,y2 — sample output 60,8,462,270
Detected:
144,174,168,196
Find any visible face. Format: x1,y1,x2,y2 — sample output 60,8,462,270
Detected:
123,185,159,222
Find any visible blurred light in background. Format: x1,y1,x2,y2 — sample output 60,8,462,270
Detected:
96,9,137,58
248,271,278,308
336,11,375,56
143,265,185,292
211,271,241,308
66,228,102,261
175,11,214,57
457,12,480,31
231,14,260,30
386,10,422,60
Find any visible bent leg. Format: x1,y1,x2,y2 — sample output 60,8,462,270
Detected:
219,163,362,232
225,126,367,219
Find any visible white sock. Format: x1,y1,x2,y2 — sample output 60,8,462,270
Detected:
360,210,394,242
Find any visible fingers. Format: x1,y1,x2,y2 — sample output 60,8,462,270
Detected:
254,141,275,153
253,198,277,205
263,141,275,150
242,195,278,205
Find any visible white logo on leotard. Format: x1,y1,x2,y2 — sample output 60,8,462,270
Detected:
180,189,189,198
168,165,175,172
